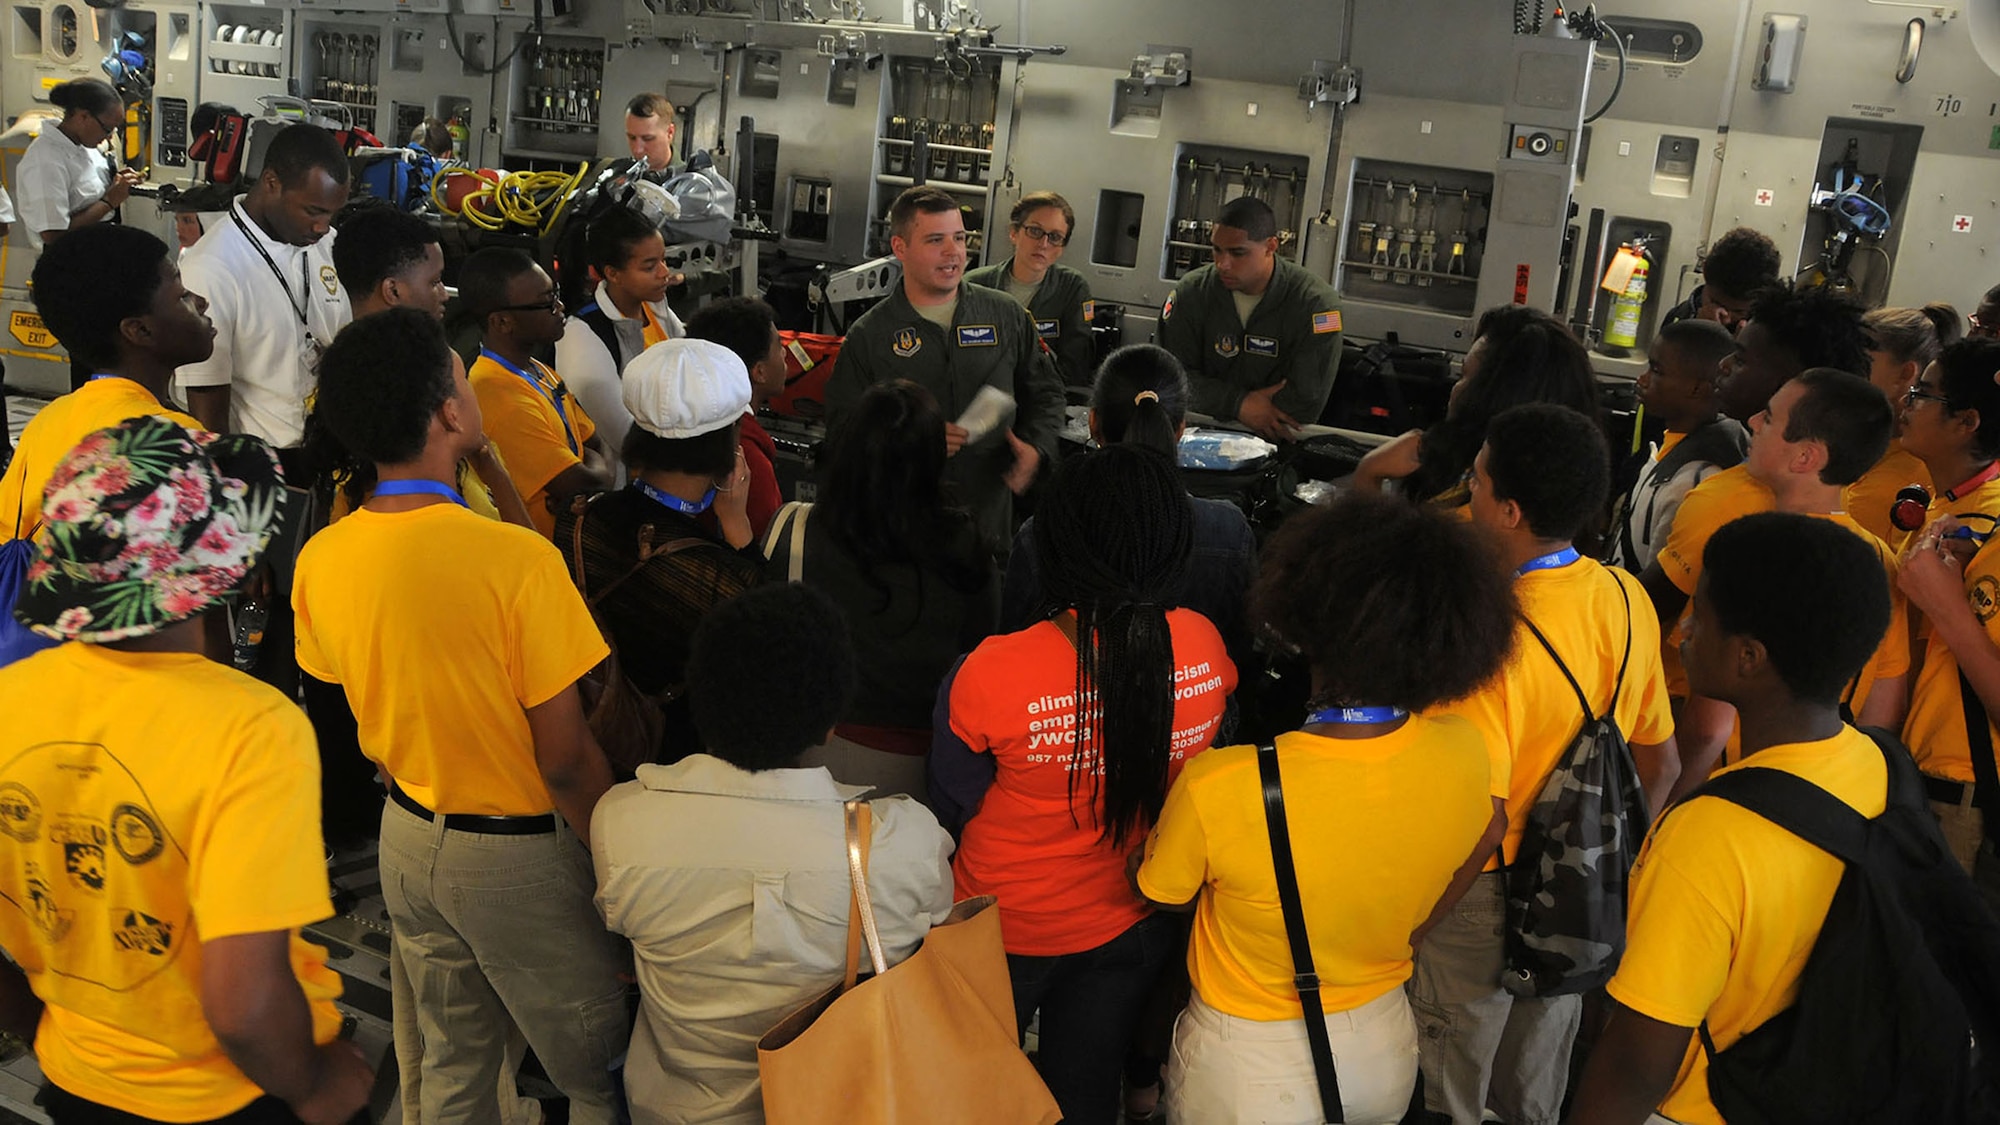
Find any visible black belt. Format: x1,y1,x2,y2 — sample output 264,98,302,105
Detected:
389,784,557,835
1924,774,1977,807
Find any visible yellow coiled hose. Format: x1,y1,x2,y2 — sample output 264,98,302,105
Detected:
431,165,589,233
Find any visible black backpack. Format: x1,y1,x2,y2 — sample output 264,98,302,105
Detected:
1690,728,2000,1125
1503,575,1651,998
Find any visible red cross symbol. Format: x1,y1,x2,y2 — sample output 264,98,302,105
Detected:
1754,189,1774,205
1955,216,1973,232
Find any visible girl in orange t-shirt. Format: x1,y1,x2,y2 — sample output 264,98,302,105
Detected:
933,443,1235,1125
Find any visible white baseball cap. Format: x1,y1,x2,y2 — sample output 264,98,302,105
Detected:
622,337,753,440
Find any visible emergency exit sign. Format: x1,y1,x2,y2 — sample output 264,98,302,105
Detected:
9,311,54,349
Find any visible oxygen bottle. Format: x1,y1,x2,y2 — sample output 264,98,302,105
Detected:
1604,252,1649,352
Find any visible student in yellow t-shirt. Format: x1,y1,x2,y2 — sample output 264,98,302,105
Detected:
1569,513,1893,1125
1669,370,1904,799
1414,405,1678,1125
1639,282,1874,696
1136,492,1518,1125
1604,319,1745,575
0,415,373,1124
293,308,629,1123
1,225,206,543
1846,304,1961,546
460,247,614,537
1848,300,1960,540
1896,337,2000,876
312,204,533,529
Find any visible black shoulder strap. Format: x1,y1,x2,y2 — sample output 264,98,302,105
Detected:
1257,744,1345,1124
1691,766,1871,865
574,303,626,371
1957,670,2000,840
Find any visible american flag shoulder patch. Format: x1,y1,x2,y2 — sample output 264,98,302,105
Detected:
1312,309,1343,334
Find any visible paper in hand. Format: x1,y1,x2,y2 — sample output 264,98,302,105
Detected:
956,385,1018,446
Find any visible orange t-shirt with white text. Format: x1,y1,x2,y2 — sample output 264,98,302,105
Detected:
948,610,1237,956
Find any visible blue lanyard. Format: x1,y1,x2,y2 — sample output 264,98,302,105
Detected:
632,479,714,515
480,348,578,455
1515,546,1581,577
1305,705,1408,726
373,479,468,507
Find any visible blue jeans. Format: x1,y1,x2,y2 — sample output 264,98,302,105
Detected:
1007,911,1179,1125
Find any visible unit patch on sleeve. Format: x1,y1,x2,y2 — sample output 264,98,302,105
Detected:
957,325,999,347
1312,310,1343,335
1035,319,1060,339
1161,292,1175,321
1082,299,1095,323
893,327,923,358
1245,335,1279,357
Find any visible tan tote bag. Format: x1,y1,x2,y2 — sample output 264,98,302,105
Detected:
757,801,1061,1125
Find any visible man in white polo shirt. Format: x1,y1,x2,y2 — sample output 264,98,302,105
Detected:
178,123,351,447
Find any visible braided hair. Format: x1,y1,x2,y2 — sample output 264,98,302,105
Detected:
1033,444,1194,848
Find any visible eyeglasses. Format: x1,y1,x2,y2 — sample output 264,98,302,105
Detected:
94,113,124,134
1015,223,1068,247
496,292,564,315
1972,313,1997,338
1904,384,1953,408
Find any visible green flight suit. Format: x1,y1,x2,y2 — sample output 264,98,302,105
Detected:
963,259,1097,388
827,282,1067,550
1159,257,1344,428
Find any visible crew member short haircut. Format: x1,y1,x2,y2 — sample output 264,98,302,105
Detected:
1702,512,1890,704
625,92,674,119
456,247,540,323
31,225,171,371
1253,492,1518,713
1656,317,1736,380
1748,281,1871,378
888,185,962,241
1783,369,1894,487
262,123,352,188
1010,190,1075,233
48,77,120,118
1865,304,1962,368
314,308,455,466
1933,337,2000,459
1216,196,1278,242
1481,404,1611,541
1701,227,1782,301
584,204,663,272
684,297,779,375
331,204,440,299
688,583,857,769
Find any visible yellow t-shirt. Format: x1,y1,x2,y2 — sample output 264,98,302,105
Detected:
1843,443,1929,552
292,502,610,816
1607,727,1888,1125
1442,559,1675,870
326,457,506,525
639,303,672,348
0,378,203,542
1656,465,1776,696
1136,719,1492,1021
468,353,597,539
0,645,341,1121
